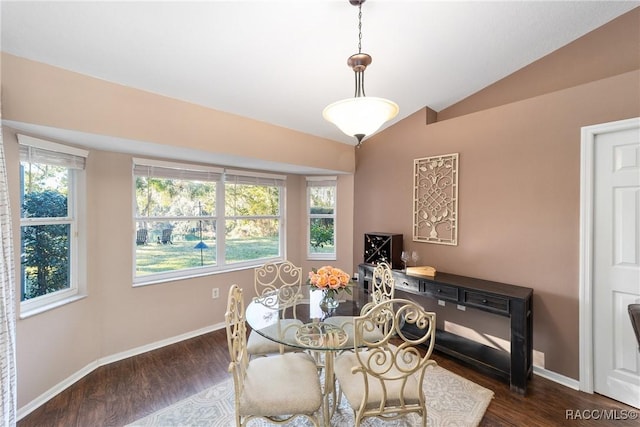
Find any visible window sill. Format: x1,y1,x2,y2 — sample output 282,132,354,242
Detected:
19,294,87,319
308,255,337,261
133,261,279,288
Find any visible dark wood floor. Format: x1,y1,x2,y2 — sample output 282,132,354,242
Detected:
18,328,638,427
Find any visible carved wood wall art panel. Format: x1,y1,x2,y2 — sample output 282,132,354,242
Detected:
413,153,459,245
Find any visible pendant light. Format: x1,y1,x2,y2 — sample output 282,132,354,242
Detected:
323,0,399,147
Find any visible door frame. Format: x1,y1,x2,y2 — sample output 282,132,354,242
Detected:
579,117,640,393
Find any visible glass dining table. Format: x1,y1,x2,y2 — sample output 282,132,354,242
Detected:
245,286,370,426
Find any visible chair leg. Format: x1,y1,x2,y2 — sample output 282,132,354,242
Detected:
354,409,363,427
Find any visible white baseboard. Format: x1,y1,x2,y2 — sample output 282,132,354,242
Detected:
533,365,580,390
16,360,100,421
17,322,225,421
97,322,225,366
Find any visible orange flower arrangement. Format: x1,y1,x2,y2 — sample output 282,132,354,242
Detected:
308,266,353,299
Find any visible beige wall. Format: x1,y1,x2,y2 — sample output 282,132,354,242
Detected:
0,55,356,408
353,9,640,379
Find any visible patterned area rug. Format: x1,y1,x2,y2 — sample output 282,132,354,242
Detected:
129,365,493,426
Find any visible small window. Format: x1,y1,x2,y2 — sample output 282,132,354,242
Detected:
307,176,336,260
18,135,88,314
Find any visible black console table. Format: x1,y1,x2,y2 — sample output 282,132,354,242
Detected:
358,263,533,394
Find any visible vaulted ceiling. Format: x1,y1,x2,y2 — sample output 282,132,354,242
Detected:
1,1,637,148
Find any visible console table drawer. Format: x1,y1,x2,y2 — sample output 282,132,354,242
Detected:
422,281,458,302
464,291,510,314
393,273,420,293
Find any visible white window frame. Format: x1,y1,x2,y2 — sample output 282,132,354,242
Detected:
306,176,337,261
223,168,286,269
133,158,286,285
18,134,88,317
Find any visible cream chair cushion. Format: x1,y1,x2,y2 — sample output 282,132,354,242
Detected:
239,352,323,417
334,349,422,410
246,319,304,355
323,317,384,346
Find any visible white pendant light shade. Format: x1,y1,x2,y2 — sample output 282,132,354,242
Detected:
323,96,399,143
323,1,398,147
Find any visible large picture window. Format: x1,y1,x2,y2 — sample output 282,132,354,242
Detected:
134,159,285,283
19,135,87,314
307,176,336,260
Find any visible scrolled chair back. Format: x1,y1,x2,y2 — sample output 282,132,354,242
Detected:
370,261,395,305
254,261,303,310
225,285,249,397
359,262,396,335
247,261,305,357
338,298,436,426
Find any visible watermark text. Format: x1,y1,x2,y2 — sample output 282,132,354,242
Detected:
566,409,638,421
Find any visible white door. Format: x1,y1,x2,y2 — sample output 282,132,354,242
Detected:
592,120,640,408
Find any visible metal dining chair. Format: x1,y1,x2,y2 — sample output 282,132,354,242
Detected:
325,261,395,340
247,261,305,356
225,284,323,427
334,298,437,427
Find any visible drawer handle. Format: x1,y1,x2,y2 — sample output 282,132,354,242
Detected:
482,299,488,303
437,289,442,293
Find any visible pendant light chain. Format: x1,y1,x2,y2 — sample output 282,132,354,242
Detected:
355,1,365,98
357,2,363,54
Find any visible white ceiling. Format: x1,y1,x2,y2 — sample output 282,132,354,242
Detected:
1,1,638,170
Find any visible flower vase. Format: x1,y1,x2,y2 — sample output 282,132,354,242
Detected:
320,289,339,310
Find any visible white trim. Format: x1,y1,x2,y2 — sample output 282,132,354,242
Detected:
306,176,337,182
97,323,224,366
17,134,89,158
132,257,283,286
132,157,224,174
16,322,225,421
16,360,99,421
224,168,286,181
19,294,87,319
533,365,580,391
579,117,640,393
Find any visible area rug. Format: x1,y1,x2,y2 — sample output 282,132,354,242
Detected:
129,365,493,426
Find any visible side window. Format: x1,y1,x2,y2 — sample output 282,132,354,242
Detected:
307,177,336,260
18,135,88,314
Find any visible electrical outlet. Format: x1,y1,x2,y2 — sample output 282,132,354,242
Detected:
212,288,220,299
457,304,466,311
438,299,446,306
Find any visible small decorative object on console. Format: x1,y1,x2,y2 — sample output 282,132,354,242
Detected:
406,266,437,277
